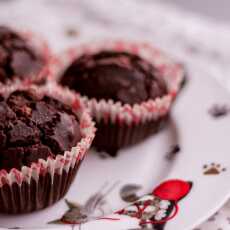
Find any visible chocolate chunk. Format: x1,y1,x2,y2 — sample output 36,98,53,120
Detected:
43,112,81,154
0,130,6,147
8,120,40,146
1,147,25,171
31,101,56,125
23,144,54,167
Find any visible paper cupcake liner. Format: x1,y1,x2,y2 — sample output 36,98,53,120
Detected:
0,28,52,86
50,40,185,154
0,83,95,214
94,115,168,156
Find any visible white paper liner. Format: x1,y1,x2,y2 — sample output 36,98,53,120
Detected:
0,28,52,86
0,83,96,188
50,40,185,125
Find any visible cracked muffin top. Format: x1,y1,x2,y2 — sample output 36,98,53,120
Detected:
60,50,167,105
0,26,45,84
0,89,81,171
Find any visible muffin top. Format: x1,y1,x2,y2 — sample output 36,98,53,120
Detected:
60,51,167,105
0,26,44,83
0,90,81,171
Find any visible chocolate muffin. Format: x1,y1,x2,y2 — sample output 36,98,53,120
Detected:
60,51,167,105
0,85,95,214
0,26,47,84
0,90,81,171
58,42,184,156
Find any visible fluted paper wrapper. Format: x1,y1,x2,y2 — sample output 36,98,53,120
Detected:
0,83,95,213
50,40,184,155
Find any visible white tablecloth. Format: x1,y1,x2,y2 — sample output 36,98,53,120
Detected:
0,0,230,229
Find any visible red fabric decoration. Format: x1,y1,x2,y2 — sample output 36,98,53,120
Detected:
153,179,191,201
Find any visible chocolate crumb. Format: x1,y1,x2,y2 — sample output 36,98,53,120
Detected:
209,104,229,118
166,144,180,161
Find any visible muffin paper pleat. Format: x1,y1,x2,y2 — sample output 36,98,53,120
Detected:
93,116,168,156
0,83,96,213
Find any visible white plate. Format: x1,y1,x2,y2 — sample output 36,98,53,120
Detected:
1,64,230,230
